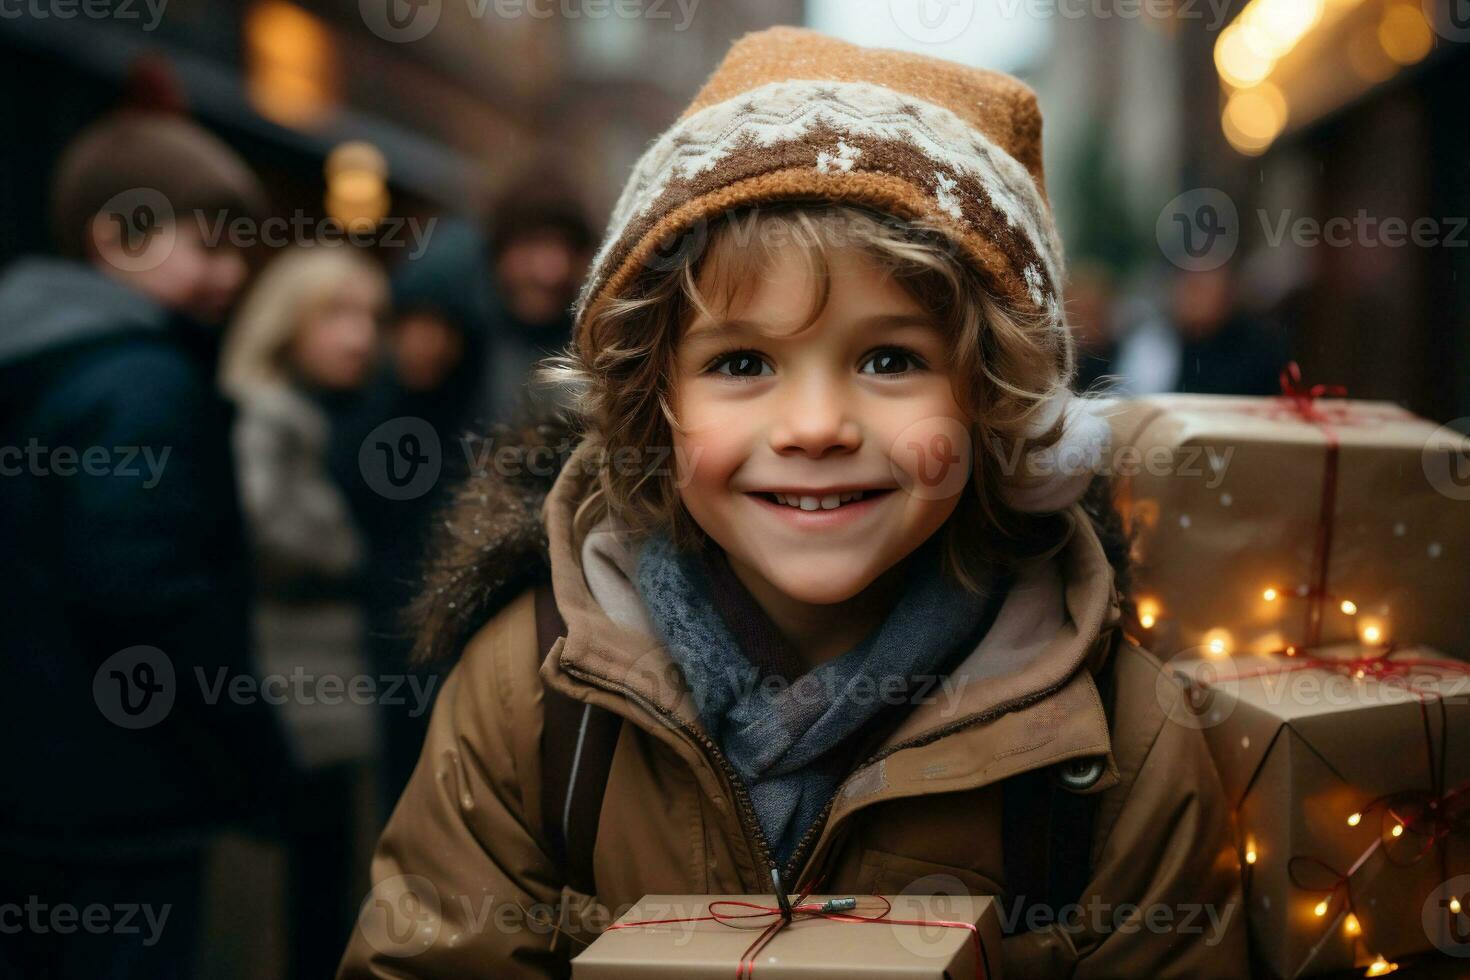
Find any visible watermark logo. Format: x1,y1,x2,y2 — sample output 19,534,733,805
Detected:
1425,0,1470,42
889,0,976,45
1157,188,1239,271
360,416,443,500
357,874,443,957
97,188,176,273
1163,657,1240,731
1422,420,1470,501
643,216,709,274
889,416,973,503
360,0,441,41
1424,874,1470,955
93,646,175,730
891,874,975,957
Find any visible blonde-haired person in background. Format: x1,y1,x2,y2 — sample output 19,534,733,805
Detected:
223,243,387,980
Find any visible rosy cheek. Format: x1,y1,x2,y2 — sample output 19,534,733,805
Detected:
671,385,751,498
881,413,973,505
672,421,743,497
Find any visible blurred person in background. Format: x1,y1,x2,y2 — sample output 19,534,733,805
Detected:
1065,261,1121,394
1168,265,1289,395
327,218,490,815
222,243,387,980
0,83,296,980
480,171,594,425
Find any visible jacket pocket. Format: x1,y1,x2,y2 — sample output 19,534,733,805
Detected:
856,847,1003,900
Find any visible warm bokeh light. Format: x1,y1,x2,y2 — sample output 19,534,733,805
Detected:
1216,25,1274,87
1340,599,1357,615
325,141,390,232
1222,82,1288,155
1378,4,1434,65
1314,899,1329,916
1347,811,1362,827
1345,912,1361,935
1263,587,1279,601
245,0,339,128
1205,629,1233,656
1350,20,1400,82
1138,598,1160,630
1365,954,1400,976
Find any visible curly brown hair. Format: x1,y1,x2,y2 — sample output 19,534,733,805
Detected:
539,202,1083,594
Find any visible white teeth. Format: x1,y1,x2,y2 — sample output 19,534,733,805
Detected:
766,490,868,510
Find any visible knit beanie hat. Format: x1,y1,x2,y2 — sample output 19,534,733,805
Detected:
575,25,1108,514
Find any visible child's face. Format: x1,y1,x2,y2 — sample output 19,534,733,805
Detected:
671,243,972,606
91,216,249,326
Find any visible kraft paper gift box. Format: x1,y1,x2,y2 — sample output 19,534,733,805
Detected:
1171,644,1470,978
1107,390,1470,661
571,893,1001,979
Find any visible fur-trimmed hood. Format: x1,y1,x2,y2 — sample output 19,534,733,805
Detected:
410,410,1133,663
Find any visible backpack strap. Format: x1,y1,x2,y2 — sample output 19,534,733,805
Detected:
535,583,622,897
1000,637,1119,933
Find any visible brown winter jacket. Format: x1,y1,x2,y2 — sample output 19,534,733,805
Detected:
338,433,1248,979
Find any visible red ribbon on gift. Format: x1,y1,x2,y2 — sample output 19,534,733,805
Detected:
1204,649,1470,936
1216,362,1408,650
1264,362,1345,648
604,881,991,979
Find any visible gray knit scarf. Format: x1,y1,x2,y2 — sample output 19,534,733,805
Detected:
634,532,1010,865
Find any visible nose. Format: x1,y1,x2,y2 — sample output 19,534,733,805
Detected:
768,373,862,459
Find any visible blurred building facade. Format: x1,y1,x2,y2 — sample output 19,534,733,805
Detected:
0,0,801,267
1033,0,1470,424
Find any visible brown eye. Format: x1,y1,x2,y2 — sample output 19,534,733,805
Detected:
860,348,922,375
712,351,771,377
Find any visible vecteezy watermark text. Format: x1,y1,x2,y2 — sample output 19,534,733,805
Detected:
0,440,170,488
0,898,171,947
94,646,440,729
359,0,700,44
0,0,167,31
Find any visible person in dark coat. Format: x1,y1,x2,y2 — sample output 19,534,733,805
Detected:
326,219,492,814
0,101,295,980
479,173,593,426
1170,266,1291,395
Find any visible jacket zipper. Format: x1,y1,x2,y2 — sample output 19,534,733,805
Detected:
560,664,782,881
778,620,1116,886
563,618,1112,894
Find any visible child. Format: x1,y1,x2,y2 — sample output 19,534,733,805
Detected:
338,27,1247,979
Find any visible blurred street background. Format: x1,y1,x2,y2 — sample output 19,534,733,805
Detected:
1,0,1467,977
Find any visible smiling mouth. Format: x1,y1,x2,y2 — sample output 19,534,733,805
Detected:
749,489,896,511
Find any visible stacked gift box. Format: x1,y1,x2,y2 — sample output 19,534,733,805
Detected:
1107,376,1470,977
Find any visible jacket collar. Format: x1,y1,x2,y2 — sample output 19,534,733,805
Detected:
540,439,1122,807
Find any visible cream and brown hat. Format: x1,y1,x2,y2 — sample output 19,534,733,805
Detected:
575,25,1068,345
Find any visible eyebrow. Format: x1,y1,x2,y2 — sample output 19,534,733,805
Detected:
683,312,941,341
